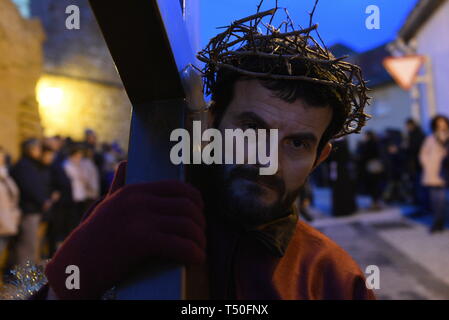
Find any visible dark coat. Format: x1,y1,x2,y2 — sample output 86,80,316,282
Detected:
11,156,49,214
405,127,425,175
50,156,73,205
328,139,357,216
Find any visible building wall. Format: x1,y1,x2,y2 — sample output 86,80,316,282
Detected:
37,74,131,150
30,0,122,84
30,0,131,150
348,82,412,149
0,0,44,160
414,0,449,127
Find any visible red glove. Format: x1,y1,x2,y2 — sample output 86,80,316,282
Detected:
45,161,206,299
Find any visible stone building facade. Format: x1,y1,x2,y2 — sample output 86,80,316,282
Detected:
0,0,44,160
398,0,449,130
30,0,132,150
330,44,413,150
1,0,132,160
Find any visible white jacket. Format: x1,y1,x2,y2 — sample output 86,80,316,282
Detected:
80,158,100,200
63,159,89,202
0,166,21,236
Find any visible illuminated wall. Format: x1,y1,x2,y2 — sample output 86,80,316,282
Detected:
30,0,133,152
0,0,44,160
36,74,132,150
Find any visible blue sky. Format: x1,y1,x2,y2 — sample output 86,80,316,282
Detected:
200,0,419,53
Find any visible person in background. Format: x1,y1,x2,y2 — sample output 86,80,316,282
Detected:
419,115,449,233
328,137,357,216
62,144,89,231
40,146,60,208
0,147,21,269
358,131,385,211
9,139,51,265
81,146,100,208
39,146,60,259
84,130,104,191
404,119,426,211
383,142,408,204
100,143,118,195
44,136,64,164
46,140,73,255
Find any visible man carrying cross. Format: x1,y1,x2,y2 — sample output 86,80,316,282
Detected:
35,4,375,300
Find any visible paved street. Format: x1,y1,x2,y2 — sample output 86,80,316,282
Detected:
310,204,449,300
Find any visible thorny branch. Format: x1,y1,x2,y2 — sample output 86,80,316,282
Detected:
196,0,371,138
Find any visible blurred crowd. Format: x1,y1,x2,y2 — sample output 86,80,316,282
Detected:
0,130,125,280
300,116,449,234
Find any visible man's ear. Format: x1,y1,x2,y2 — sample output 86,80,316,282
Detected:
313,142,332,170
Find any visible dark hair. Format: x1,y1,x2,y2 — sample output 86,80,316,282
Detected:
430,115,449,133
405,118,416,126
42,145,56,154
21,138,41,156
67,143,85,157
211,67,348,156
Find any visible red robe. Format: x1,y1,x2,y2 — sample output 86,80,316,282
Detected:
206,215,376,300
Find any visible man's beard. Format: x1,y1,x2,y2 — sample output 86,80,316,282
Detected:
204,164,300,228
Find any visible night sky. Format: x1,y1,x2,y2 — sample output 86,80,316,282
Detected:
200,0,419,53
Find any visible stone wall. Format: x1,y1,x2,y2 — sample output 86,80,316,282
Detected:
37,74,131,150
0,0,44,160
30,0,131,150
30,0,121,84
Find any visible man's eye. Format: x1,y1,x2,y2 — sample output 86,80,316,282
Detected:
290,138,307,149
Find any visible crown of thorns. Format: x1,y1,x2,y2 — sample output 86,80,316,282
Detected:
196,3,370,138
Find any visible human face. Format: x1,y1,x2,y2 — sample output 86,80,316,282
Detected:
28,144,42,160
45,137,62,151
405,122,414,132
42,151,55,166
86,133,97,145
70,151,84,164
211,79,332,226
436,118,449,132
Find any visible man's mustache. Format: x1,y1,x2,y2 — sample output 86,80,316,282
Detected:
228,165,285,195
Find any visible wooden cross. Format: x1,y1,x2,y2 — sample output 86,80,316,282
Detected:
89,0,206,299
